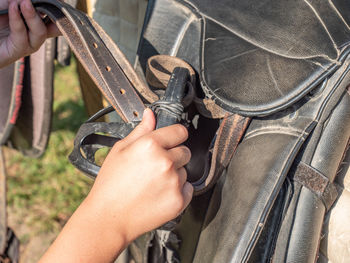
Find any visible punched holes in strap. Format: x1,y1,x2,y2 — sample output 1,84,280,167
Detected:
291,161,338,211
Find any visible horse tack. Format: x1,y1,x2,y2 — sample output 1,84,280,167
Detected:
134,0,350,262
1,0,146,123
0,0,246,194
0,0,349,262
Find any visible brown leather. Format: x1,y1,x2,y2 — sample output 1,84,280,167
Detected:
24,0,147,123
291,161,339,211
146,55,196,90
193,113,251,195
146,54,227,118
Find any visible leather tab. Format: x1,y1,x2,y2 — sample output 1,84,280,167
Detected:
291,161,338,211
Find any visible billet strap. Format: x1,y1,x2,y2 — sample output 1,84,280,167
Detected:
193,114,251,195
0,0,149,123
55,0,78,66
291,161,338,211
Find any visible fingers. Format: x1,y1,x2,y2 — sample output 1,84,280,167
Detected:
116,108,155,149
20,0,46,49
150,124,188,149
168,146,191,169
46,22,61,38
8,0,27,52
7,0,56,60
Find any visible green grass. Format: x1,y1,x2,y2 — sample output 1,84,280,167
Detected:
5,58,93,236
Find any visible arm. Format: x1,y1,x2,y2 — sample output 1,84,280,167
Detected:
0,0,60,68
39,109,193,263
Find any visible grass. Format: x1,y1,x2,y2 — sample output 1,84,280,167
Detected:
5,57,93,238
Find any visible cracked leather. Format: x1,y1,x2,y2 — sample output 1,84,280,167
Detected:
138,0,350,116
132,0,350,262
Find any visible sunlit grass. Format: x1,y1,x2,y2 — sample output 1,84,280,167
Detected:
5,57,93,239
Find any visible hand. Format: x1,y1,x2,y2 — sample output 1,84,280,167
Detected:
88,108,193,242
39,109,193,263
0,0,60,68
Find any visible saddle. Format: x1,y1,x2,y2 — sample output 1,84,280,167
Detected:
131,1,350,262
0,0,349,262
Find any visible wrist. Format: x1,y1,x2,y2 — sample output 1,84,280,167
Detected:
82,192,132,245
40,194,130,263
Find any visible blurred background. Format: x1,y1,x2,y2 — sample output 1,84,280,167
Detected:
4,58,93,263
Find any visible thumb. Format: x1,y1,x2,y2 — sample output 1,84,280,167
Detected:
117,108,156,148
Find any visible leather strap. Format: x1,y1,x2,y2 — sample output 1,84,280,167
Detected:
146,55,227,118
193,114,251,195
291,161,338,211
0,0,149,123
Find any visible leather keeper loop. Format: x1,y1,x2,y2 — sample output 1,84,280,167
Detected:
290,161,338,211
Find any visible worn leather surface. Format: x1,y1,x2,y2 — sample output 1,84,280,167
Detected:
76,0,148,122
21,0,146,123
138,0,350,116
274,90,350,263
320,151,350,263
188,62,350,263
0,62,21,145
0,0,348,261
131,1,350,262
5,40,55,157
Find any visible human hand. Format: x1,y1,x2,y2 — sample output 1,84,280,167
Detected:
39,109,193,263
86,108,194,243
0,0,60,68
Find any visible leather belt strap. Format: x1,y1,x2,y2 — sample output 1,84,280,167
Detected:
0,0,148,123
193,114,251,195
291,161,338,211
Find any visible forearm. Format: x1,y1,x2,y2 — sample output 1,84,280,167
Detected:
39,110,193,262
39,194,128,263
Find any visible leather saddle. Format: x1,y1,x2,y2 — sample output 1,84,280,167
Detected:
130,1,350,262
0,0,349,262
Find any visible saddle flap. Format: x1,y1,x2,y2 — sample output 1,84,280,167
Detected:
0,61,24,145
9,39,56,157
138,0,350,116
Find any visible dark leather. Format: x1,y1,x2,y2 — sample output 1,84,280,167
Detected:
0,60,24,145
131,0,350,262
0,0,348,262
8,39,55,157
0,0,148,155
137,0,350,116
31,0,146,123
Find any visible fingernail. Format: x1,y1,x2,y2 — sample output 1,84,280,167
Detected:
143,108,151,117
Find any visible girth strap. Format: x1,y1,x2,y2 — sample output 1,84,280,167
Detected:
291,161,338,211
